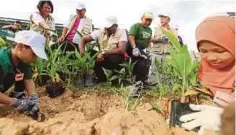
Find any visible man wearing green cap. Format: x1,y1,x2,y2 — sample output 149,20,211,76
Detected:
0,30,47,114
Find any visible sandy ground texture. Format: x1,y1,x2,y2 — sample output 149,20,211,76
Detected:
0,89,217,135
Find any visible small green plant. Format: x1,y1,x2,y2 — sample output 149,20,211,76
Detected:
31,58,46,83
119,86,141,111
40,44,70,83
154,85,169,100
162,28,199,97
103,59,136,86
67,50,97,88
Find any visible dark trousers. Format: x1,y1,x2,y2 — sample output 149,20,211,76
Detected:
61,40,79,52
94,54,124,82
51,40,79,53
2,73,25,93
126,42,151,83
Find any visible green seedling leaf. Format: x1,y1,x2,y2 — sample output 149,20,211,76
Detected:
110,75,119,81
76,30,84,37
193,87,213,97
184,89,200,97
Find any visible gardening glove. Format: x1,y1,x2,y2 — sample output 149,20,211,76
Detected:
11,97,35,112
28,95,39,115
160,35,169,43
132,47,142,57
146,47,151,55
9,91,26,99
180,104,223,135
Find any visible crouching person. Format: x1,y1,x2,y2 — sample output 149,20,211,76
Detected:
0,31,47,114
179,13,235,135
127,12,153,85
79,16,127,82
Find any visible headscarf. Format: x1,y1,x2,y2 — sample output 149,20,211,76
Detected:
196,12,235,95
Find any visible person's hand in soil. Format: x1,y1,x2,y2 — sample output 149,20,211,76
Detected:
11,98,35,112
180,104,223,135
96,52,104,62
28,95,39,114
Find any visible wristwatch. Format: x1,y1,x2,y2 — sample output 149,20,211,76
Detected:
101,51,106,55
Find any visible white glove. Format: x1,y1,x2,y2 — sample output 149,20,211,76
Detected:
132,48,141,57
180,104,223,135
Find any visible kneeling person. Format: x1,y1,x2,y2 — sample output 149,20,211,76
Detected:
127,12,153,84
79,16,127,82
0,31,47,114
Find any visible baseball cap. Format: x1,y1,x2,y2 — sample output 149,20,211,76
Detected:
158,12,171,18
14,30,48,60
103,16,118,28
142,12,153,19
76,3,86,10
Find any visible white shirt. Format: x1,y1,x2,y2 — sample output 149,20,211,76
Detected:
31,12,55,30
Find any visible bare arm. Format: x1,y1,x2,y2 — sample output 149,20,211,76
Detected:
128,35,136,48
57,27,68,43
79,35,94,55
104,41,126,55
151,38,163,43
60,27,68,38
2,25,14,29
24,79,36,96
0,93,14,105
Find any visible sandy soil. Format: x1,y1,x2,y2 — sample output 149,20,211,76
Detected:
0,88,216,135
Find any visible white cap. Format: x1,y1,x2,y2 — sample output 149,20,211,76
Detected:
158,12,171,18
14,30,48,60
103,16,118,28
76,3,86,10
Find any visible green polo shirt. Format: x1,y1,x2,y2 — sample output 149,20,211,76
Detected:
129,23,152,49
0,48,32,92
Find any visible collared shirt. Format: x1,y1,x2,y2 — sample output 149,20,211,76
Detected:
66,17,81,42
0,48,32,92
90,28,127,51
129,23,152,49
64,16,92,44
152,25,178,54
30,12,55,30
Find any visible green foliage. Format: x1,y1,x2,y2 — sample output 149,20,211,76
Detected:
160,28,199,97
154,85,169,100
66,50,97,87
103,59,136,86
40,44,71,83
118,86,141,111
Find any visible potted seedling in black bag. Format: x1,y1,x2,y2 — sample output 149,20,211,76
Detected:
83,51,97,87
40,45,69,98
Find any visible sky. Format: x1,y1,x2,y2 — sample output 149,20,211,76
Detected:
0,0,235,51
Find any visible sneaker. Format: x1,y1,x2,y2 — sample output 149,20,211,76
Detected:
128,81,143,98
